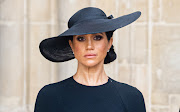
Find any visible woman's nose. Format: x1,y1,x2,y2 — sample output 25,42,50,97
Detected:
86,37,94,50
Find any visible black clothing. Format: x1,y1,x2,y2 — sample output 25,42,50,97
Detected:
34,76,146,112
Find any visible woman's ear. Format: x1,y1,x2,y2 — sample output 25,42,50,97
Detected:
69,40,74,51
108,37,113,49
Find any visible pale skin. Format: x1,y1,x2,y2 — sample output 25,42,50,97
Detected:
68,32,113,86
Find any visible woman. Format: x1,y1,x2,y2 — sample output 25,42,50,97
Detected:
34,7,146,112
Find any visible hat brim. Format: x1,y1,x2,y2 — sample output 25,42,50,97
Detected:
39,36,75,62
59,11,141,36
39,11,141,62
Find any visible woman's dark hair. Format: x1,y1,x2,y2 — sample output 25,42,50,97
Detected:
104,30,116,64
68,30,117,64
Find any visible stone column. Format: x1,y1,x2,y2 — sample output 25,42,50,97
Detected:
0,0,25,112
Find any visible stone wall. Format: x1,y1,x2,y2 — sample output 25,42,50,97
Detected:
0,0,179,112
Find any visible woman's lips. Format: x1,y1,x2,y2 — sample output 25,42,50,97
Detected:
84,54,96,58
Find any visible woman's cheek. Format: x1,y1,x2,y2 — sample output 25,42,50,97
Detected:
74,45,84,56
97,43,107,53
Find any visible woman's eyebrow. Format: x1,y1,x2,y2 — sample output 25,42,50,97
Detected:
96,32,104,35
75,34,84,37
75,32,104,37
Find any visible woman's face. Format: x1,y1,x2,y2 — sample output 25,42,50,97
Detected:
68,32,113,67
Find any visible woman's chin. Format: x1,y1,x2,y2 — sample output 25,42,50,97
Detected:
84,61,97,67
82,59,103,67
81,60,98,67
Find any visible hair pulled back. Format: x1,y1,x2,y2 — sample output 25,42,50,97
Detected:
104,30,116,64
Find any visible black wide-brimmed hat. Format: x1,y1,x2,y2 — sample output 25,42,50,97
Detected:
39,7,141,62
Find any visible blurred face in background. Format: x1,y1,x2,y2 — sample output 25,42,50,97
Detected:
69,32,113,67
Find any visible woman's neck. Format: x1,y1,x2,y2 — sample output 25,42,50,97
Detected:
73,61,109,86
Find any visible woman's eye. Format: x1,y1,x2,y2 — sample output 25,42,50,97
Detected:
77,37,85,41
77,35,103,41
94,35,103,40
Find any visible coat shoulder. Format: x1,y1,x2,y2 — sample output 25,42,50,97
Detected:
111,79,146,112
